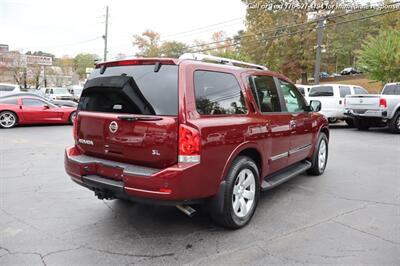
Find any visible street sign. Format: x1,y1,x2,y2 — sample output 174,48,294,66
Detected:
26,55,52,66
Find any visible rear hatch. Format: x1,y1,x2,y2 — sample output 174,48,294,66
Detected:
76,62,179,169
345,95,381,110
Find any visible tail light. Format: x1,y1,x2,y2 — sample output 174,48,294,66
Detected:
178,124,201,163
379,98,387,108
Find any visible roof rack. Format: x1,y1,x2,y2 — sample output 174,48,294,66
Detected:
179,53,268,71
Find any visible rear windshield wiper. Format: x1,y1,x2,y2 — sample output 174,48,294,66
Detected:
117,115,163,121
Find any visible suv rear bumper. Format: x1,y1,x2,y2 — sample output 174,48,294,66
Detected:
64,146,211,203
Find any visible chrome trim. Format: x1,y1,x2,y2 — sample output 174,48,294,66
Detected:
289,144,312,155
270,152,289,162
66,152,160,176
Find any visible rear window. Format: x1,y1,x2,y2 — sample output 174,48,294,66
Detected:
339,86,351,97
354,86,368,94
194,70,247,115
309,86,334,97
0,85,15,92
79,65,178,115
382,84,400,95
0,97,18,105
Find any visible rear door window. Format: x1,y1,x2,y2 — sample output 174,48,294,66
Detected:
194,71,247,115
309,86,334,97
382,84,400,95
339,86,351,97
249,75,281,112
80,65,178,115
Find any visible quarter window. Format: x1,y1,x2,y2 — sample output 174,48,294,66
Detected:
249,75,281,112
279,80,306,113
194,71,247,115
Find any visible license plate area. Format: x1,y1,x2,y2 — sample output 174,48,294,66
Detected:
97,164,123,181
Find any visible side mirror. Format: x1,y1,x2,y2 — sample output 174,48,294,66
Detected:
310,100,322,112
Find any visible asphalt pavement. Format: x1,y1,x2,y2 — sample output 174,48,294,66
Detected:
1,123,399,265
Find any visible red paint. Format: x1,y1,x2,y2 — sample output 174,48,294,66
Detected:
65,58,328,202
0,96,76,125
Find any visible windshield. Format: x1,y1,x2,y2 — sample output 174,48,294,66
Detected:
53,88,70,94
79,64,178,115
309,86,334,97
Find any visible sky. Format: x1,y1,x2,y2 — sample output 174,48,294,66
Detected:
0,0,247,59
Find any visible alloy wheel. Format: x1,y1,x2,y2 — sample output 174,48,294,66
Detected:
232,169,256,218
0,112,16,128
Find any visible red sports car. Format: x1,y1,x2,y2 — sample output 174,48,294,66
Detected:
0,95,76,128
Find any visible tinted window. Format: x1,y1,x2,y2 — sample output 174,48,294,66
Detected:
298,87,305,96
279,80,306,112
309,86,334,97
382,84,400,95
354,87,368,94
80,65,178,115
249,76,281,112
0,85,15,92
339,86,351,97
0,97,18,105
194,71,247,115
23,99,48,107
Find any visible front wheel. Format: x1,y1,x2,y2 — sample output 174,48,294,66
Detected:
307,133,329,176
210,156,260,229
68,111,76,125
0,111,18,128
328,117,338,124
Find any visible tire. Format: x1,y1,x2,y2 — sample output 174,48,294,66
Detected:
345,119,354,128
68,111,76,125
388,111,400,134
0,111,18,128
210,156,260,229
307,133,328,176
354,118,370,131
328,118,337,124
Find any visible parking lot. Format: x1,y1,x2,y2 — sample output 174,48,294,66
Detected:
0,124,399,265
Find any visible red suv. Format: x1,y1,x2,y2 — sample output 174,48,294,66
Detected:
65,55,329,228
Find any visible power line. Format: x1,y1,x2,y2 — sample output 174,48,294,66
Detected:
192,8,400,53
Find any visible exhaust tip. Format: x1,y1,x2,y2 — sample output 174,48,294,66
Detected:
176,205,196,217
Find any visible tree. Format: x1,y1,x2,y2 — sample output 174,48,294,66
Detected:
133,30,162,57
357,29,400,83
74,53,98,79
160,41,189,58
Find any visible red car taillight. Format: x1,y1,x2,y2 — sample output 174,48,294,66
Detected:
379,98,387,108
178,124,201,163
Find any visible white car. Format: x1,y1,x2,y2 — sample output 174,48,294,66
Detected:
0,83,21,97
44,87,74,101
306,84,368,125
295,84,312,97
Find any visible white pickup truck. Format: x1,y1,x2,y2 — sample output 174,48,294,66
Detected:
344,82,400,133
305,84,368,126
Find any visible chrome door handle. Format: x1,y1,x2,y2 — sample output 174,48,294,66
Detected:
290,120,297,129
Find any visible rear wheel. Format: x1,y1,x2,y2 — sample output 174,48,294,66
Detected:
210,156,260,229
354,118,370,131
68,111,76,125
345,119,354,128
307,133,328,176
0,111,18,128
388,111,400,134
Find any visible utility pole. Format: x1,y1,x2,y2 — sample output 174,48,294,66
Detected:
314,16,325,85
103,6,109,62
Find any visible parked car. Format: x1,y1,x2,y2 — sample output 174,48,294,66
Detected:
319,72,329,78
344,82,400,133
306,84,368,125
64,54,329,229
67,85,83,102
0,83,21,97
295,84,312,97
340,67,361,75
0,95,76,128
44,87,74,101
25,90,78,107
